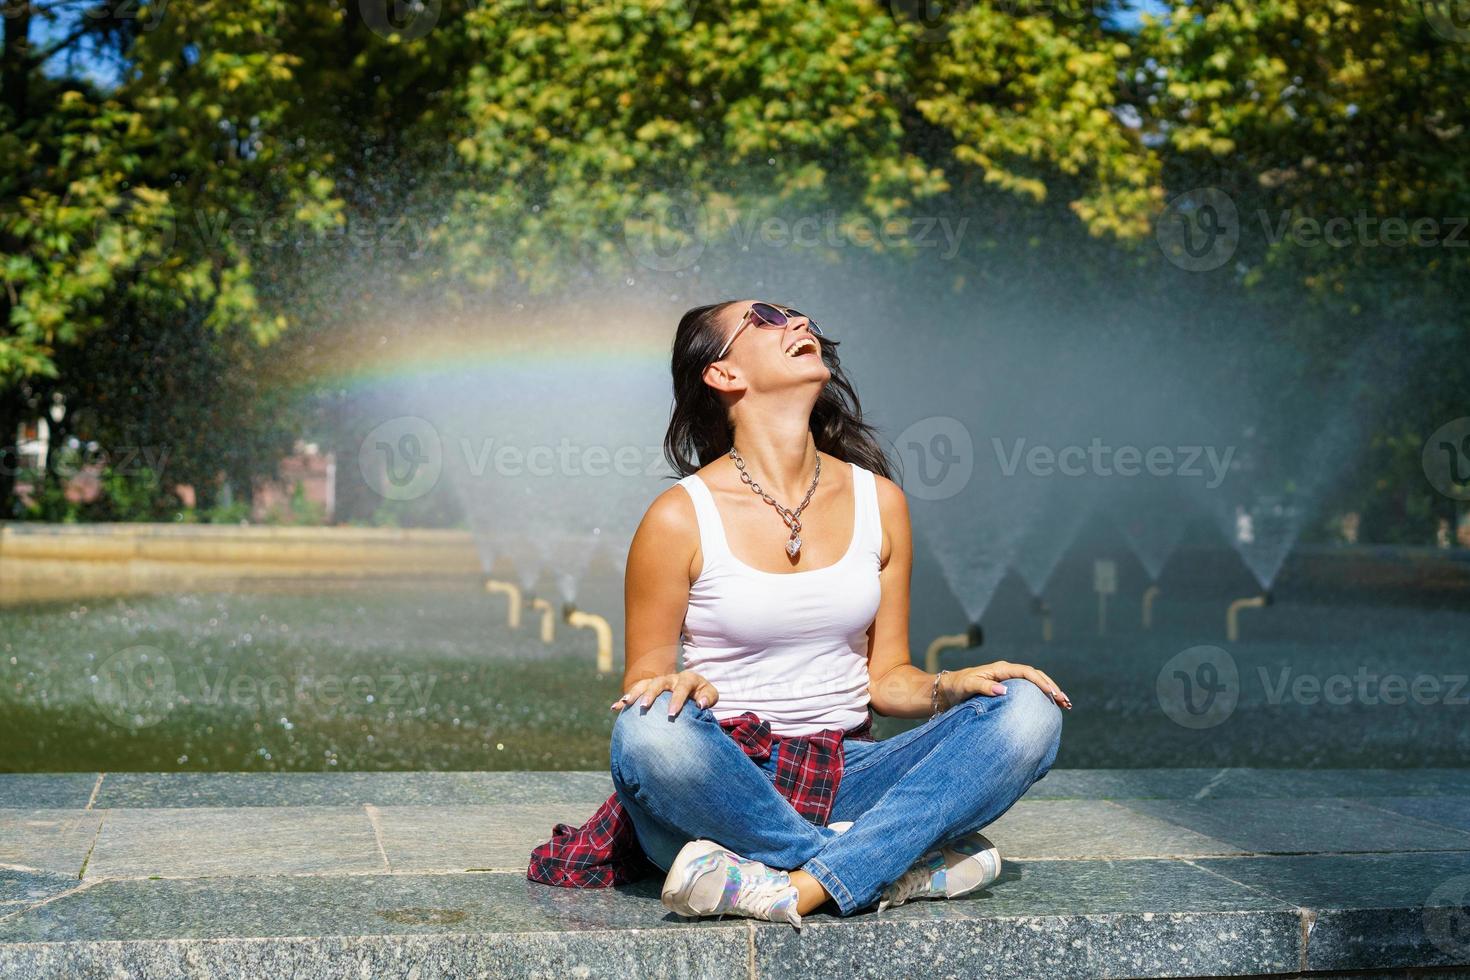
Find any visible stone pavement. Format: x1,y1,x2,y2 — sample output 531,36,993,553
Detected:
2,768,1469,979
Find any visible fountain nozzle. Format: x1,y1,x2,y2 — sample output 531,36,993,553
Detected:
564,604,615,675
1226,592,1271,643
1141,584,1161,630
485,579,523,630
1029,596,1052,643
924,624,983,672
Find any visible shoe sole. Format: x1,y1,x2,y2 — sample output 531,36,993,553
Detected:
661,839,732,917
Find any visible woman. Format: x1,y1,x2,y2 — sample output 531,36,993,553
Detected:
609,299,1069,927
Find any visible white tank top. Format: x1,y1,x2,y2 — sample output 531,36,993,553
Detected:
675,460,883,736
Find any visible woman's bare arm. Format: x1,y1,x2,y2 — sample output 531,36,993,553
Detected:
864,474,936,717
612,484,719,717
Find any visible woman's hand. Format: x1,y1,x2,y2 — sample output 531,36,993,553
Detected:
941,661,1072,710
610,671,719,718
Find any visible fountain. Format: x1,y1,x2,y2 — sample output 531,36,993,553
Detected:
1110,482,1190,630
1011,485,1094,641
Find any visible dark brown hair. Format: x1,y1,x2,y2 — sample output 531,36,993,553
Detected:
662,300,895,480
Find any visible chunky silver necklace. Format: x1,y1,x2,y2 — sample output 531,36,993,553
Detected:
727,446,821,559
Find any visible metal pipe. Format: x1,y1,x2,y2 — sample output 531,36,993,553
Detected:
530,597,556,643
1141,585,1160,630
924,623,984,673
1032,596,1052,643
564,603,614,674
485,579,521,629
1226,591,1272,642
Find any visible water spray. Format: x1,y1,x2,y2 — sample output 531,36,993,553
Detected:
1141,584,1160,630
1226,590,1273,642
563,602,614,674
530,597,556,643
486,579,522,629
924,623,984,673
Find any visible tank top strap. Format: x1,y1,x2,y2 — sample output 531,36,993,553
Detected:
677,472,732,569
853,462,883,557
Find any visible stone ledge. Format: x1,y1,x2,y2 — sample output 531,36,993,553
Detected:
1,768,1468,979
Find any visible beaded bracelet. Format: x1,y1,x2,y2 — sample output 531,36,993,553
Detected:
930,669,950,718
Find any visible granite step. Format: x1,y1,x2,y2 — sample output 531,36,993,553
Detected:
1,768,1468,979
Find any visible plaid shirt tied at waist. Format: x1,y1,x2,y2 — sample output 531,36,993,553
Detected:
527,710,876,888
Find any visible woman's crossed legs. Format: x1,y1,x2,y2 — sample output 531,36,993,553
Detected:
609,678,1062,916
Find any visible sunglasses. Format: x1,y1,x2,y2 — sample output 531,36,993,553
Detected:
714,302,825,361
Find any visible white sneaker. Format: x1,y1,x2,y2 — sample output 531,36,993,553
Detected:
876,832,1002,911
661,839,803,927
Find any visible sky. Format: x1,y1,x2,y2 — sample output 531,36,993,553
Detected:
35,0,1175,92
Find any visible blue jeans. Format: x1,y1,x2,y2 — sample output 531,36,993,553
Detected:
608,678,1062,916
